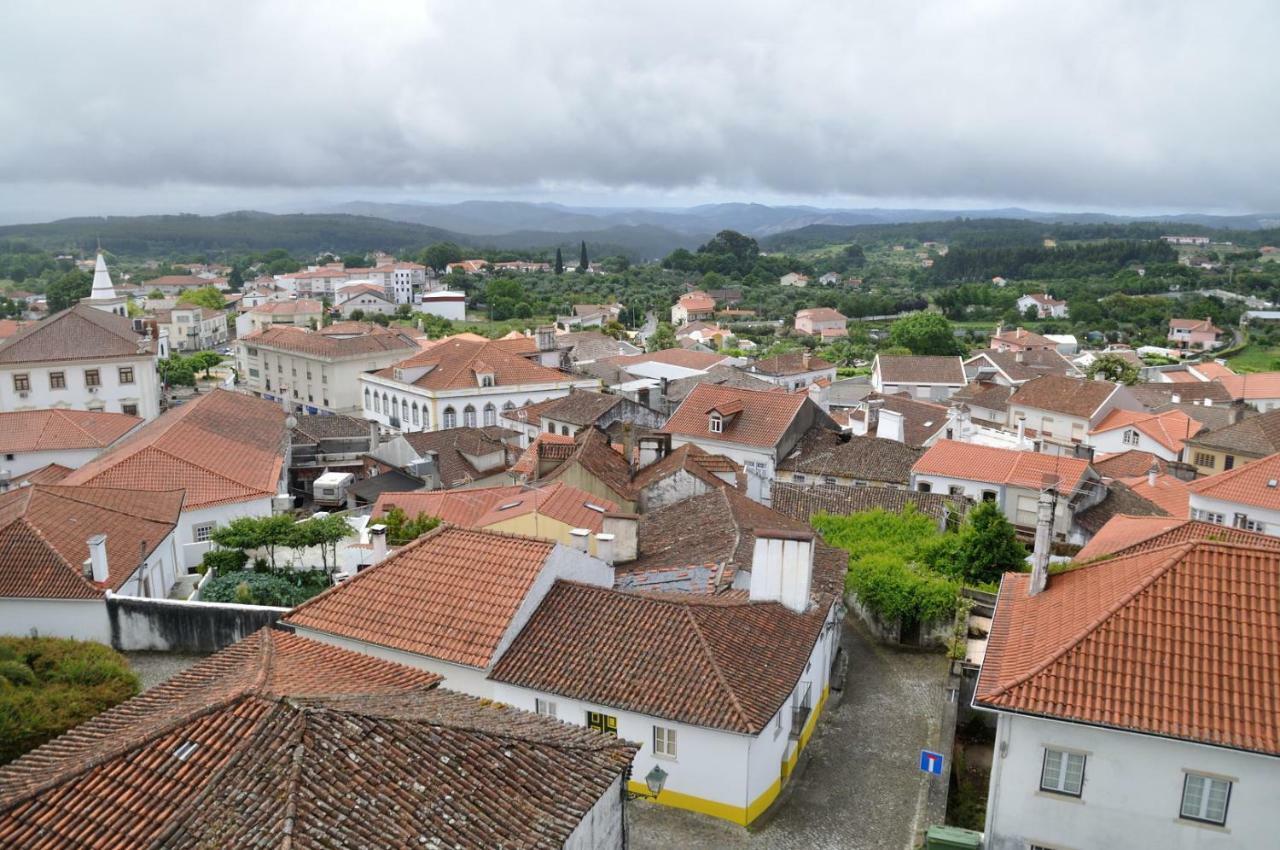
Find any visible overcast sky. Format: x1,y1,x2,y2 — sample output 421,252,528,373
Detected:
1,0,1277,223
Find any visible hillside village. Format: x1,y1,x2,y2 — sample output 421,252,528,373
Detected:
1,225,1279,850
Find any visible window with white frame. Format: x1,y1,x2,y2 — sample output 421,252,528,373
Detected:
192,522,215,543
652,726,677,758
709,413,723,433
793,473,806,483
1039,748,1085,797
1181,773,1231,826
534,698,557,718
1122,428,1140,446
1192,508,1225,525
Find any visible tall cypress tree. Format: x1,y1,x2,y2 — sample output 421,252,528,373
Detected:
554,247,564,275
578,241,588,273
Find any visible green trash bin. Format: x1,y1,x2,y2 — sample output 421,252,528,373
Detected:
924,825,983,850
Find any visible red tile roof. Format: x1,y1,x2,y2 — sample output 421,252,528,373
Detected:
0,303,155,364
1075,514,1280,561
375,337,571,390
63,389,286,509
677,291,716,312
748,351,834,376
284,526,559,668
913,440,1093,492
1009,375,1120,418
1218,372,1280,401
977,541,1280,756
0,485,183,598
0,628,635,850
662,384,809,448
371,481,616,534
603,347,730,373
248,298,324,315
1090,408,1202,452
489,580,828,733
990,327,1056,349
1187,450,1280,511
242,324,417,358
1119,473,1191,517
13,463,73,486
1092,449,1170,479
874,354,966,385
0,409,141,454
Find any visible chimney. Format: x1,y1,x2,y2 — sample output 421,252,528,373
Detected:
1028,479,1058,597
802,351,811,370
369,524,388,564
602,513,638,562
569,528,591,552
1016,413,1026,447
877,408,905,443
594,532,615,565
1204,397,1213,407
749,528,814,614
87,534,109,584
865,398,883,433
1170,393,1181,404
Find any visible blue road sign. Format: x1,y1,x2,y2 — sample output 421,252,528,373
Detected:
919,749,945,775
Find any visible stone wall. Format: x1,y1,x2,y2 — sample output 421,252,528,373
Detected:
106,594,288,653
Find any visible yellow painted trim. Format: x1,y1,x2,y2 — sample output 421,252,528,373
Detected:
631,685,833,827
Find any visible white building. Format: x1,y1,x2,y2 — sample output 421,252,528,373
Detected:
1016,292,1069,319
871,354,966,402
976,537,1279,850
416,290,467,321
359,335,598,434
0,408,142,478
62,388,288,569
86,252,129,317
236,323,419,416
0,303,162,420
335,284,398,317
0,484,184,643
153,305,228,352
1007,374,1143,455
743,352,836,391
1187,451,1280,534
1086,408,1203,462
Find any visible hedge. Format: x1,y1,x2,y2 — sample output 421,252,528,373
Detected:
199,570,331,607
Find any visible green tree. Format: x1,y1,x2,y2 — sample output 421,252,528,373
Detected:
209,514,297,571
381,507,440,546
46,270,91,312
189,351,223,378
647,321,678,352
177,286,226,310
577,240,589,273
924,501,1027,586
419,242,464,272
888,313,962,355
227,266,245,292
341,253,368,268
157,356,195,387
1085,353,1140,385
554,247,564,275
287,514,354,573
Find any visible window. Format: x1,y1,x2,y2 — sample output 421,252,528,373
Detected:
652,726,677,759
192,522,215,543
13,374,29,392
463,404,477,428
534,698,557,718
249,368,260,378
85,369,100,388
1224,455,1235,471
917,482,932,493
412,403,420,426
586,711,617,737
1192,508,1225,525
793,473,807,483
443,407,457,429
1122,428,1140,446
709,413,723,433
373,394,381,413
982,490,997,503
1039,748,1085,797
49,371,66,389
1193,452,1214,468
1040,416,1054,437
825,476,837,485
122,404,138,417
1181,773,1231,826
561,425,570,436
118,366,134,384
364,388,371,409
484,403,497,426
948,485,965,497
546,422,555,433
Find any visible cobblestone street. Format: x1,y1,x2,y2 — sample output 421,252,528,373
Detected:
629,615,950,850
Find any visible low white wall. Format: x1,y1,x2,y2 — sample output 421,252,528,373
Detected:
563,775,624,850
0,598,111,643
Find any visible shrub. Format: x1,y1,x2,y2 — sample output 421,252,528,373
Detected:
0,637,139,764
197,548,249,576
200,570,331,607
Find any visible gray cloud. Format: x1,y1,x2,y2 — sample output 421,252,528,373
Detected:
2,0,1278,221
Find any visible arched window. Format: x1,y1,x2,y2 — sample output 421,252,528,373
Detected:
373,393,381,413
483,402,497,427
463,404,477,428
364,387,371,409
421,406,430,430
382,393,390,418
502,400,515,411
443,406,456,429
402,398,410,422
411,403,420,426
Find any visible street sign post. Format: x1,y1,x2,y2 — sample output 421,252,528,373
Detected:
919,749,944,775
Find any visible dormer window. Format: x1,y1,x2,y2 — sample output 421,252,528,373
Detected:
709,413,723,433
480,374,494,387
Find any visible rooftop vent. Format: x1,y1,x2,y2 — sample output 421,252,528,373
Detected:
497,501,522,511
1268,480,1278,489
173,740,200,761
584,502,607,513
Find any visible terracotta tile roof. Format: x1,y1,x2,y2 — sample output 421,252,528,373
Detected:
677,290,716,311
990,327,1056,349
284,526,559,668
875,354,965,385
63,389,286,509
1190,361,1236,380
371,481,616,534
1170,317,1222,333
0,319,33,341
663,365,776,407
1185,407,1280,456
510,432,576,477
1009,375,1120,418
0,303,154,364
965,350,1079,383
1120,472,1191,516
796,307,847,323
1187,450,1280,510
770,481,968,527
336,283,392,301
0,485,183,598
605,347,730,372
401,425,516,487
0,408,141,453
489,580,829,733
242,324,416,358
1072,480,1168,536
524,388,623,426
143,274,211,288
12,463,73,486
950,381,1014,415
629,443,742,493
1090,407,1202,452
375,337,572,390
778,428,922,485
0,628,635,850
913,439,1093,492
858,392,950,446
539,427,634,502
1091,449,1170,479
290,412,371,442
662,384,809,448
1023,292,1065,307
1218,372,1280,401
747,352,833,376
1076,515,1280,561
976,541,1280,756
1129,380,1234,407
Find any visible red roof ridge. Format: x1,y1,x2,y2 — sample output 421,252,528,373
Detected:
985,540,1198,701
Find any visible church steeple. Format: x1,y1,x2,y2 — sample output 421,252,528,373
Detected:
90,251,117,300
